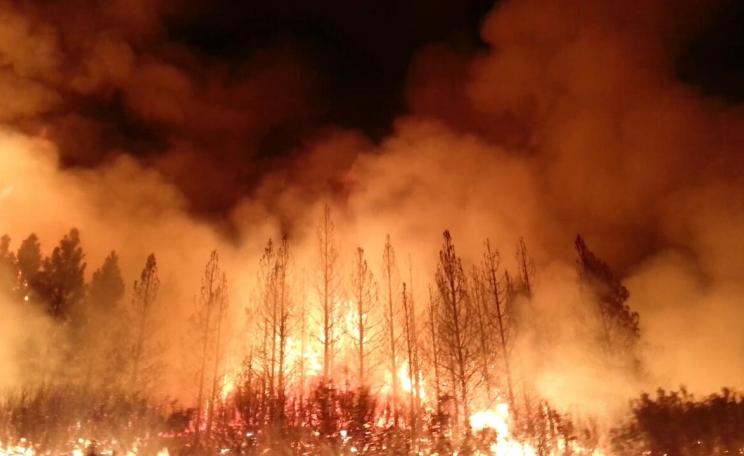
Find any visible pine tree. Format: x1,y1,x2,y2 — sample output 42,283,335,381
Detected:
435,230,478,437
16,233,42,303
575,235,639,354
316,203,340,384
0,234,17,295
381,234,400,426
483,239,516,417
349,246,378,388
515,237,534,298
130,254,160,389
470,265,494,403
257,236,292,427
88,251,125,313
85,251,126,391
401,281,421,446
37,228,86,321
193,251,229,448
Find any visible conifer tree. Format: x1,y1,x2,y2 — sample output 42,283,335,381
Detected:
575,235,639,354
130,254,160,388
0,234,16,295
89,251,125,313
381,234,400,425
435,230,477,436
37,228,86,321
316,203,340,383
349,246,378,388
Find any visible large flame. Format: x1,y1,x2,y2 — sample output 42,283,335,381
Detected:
470,404,537,456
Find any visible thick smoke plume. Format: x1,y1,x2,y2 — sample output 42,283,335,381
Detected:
0,0,742,425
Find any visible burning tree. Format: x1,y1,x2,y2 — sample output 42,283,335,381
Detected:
482,239,516,418
192,250,230,449
317,203,341,384
435,230,478,439
401,279,422,447
129,254,161,391
0,225,730,456
348,246,380,387
381,234,401,426
256,235,293,430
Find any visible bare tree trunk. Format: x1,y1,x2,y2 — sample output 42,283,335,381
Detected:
471,266,494,404
427,287,441,408
206,274,228,443
194,312,211,442
193,253,218,447
401,283,418,445
407,259,421,405
436,231,476,438
516,237,533,298
382,234,398,426
353,247,366,385
318,203,338,384
484,240,517,417
276,236,291,423
298,277,307,422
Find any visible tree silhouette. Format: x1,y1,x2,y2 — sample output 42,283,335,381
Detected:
37,229,86,321
130,254,161,389
84,251,126,391
0,234,17,295
16,233,42,304
88,251,125,313
575,235,639,354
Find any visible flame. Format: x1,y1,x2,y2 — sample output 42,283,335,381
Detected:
0,438,170,456
470,404,537,456
221,373,236,400
285,336,322,378
0,439,34,456
397,362,427,401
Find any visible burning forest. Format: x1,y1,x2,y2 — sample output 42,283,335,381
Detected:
0,0,743,454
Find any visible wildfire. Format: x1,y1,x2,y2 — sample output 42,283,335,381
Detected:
285,335,323,378
221,373,236,400
397,362,426,401
470,404,537,456
0,439,33,456
0,439,170,456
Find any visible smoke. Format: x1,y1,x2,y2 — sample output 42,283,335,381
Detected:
0,0,742,422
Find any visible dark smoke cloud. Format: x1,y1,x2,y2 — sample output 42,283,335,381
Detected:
0,0,494,216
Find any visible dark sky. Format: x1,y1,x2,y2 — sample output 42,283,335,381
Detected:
165,0,494,138
677,0,744,102
162,0,744,135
